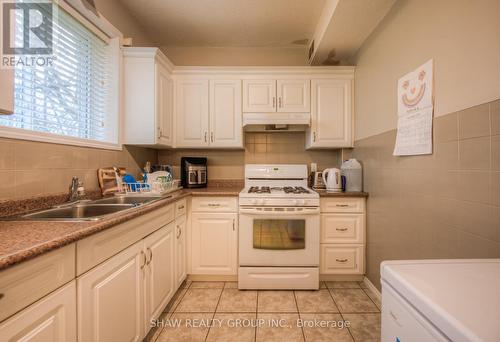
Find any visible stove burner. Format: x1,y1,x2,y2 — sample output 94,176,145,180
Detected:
248,186,271,194
283,186,310,194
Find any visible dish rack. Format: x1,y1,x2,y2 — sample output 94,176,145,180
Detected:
119,180,180,196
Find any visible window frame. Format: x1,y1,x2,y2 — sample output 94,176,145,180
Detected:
0,0,124,150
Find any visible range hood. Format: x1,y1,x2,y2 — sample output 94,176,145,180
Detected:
243,113,311,130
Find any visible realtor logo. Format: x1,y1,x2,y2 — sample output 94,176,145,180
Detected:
1,0,56,68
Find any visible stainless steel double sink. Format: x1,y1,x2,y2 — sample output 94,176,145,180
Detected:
19,196,167,221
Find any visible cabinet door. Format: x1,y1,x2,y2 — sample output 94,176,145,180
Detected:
277,79,310,113
176,79,209,147
209,80,243,148
144,223,175,328
307,79,353,148
0,282,76,342
191,212,238,275
156,62,173,146
78,241,144,342
0,69,14,114
242,80,276,112
175,215,187,288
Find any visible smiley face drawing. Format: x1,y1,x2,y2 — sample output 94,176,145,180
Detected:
401,69,427,108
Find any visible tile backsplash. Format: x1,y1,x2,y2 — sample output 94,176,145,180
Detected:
158,132,342,179
353,99,500,290
0,139,157,201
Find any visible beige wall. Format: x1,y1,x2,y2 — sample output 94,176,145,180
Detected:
351,0,500,290
0,138,157,200
161,47,308,66
158,132,341,179
353,0,500,140
94,0,155,46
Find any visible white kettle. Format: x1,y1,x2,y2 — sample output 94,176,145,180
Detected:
322,168,342,192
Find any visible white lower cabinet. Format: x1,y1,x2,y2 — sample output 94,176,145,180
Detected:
320,197,366,276
175,215,187,287
0,281,77,342
144,223,175,330
77,240,144,342
78,223,176,342
191,212,238,275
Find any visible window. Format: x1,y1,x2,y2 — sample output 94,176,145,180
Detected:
0,3,119,147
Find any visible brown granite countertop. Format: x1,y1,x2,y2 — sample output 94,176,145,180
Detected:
0,186,369,271
0,187,242,272
315,190,369,198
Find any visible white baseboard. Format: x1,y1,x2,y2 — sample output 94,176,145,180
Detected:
363,276,381,301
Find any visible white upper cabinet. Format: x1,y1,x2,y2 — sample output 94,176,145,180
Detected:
175,79,210,147
0,69,14,114
123,48,174,147
210,80,243,148
277,80,310,112
306,78,353,148
242,80,276,112
176,78,242,148
243,79,310,113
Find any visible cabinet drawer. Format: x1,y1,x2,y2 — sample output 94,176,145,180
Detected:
0,244,75,322
77,204,174,275
191,197,238,212
320,244,364,275
321,214,364,244
321,198,365,213
175,199,187,217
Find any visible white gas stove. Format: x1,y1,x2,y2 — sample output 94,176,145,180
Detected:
238,165,320,290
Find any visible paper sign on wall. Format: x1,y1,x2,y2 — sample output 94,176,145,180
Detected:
393,59,434,156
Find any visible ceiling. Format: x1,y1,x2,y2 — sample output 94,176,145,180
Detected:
117,0,325,47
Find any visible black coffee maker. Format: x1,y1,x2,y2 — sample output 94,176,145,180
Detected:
181,157,207,188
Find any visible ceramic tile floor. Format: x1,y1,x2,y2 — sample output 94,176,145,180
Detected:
146,281,381,342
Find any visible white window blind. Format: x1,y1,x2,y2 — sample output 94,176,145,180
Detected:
0,4,114,144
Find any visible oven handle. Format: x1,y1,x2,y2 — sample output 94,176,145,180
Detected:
239,208,320,215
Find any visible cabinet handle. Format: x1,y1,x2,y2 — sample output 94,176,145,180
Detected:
140,251,147,269
278,97,282,108
146,247,153,265
178,205,185,210
233,219,235,231
176,225,182,239
336,228,348,231
208,203,221,207
273,97,276,108
204,132,208,143
336,204,349,207
336,258,348,263
313,132,316,142
211,132,214,143
0,293,4,300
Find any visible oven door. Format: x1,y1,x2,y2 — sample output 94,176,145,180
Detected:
239,207,320,267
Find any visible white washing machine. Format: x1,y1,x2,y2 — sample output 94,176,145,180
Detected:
381,259,500,342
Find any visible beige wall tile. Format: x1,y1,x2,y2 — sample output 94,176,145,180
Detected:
0,139,15,170
491,100,500,135
491,171,500,207
0,171,16,200
492,135,500,171
15,170,45,198
458,103,490,139
459,137,491,170
434,141,459,170
434,112,458,142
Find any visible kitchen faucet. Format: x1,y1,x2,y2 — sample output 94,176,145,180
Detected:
68,177,82,202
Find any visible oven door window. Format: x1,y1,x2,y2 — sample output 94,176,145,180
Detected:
253,219,306,250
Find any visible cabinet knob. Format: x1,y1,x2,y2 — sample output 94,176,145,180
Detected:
313,132,316,142
176,225,182,238
211,132,214,143
204,132,208,143
273,97,276,108
278,97,282,108
336,258,348,263
146,247,153,265
140,251,147,269
336,228,348,232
